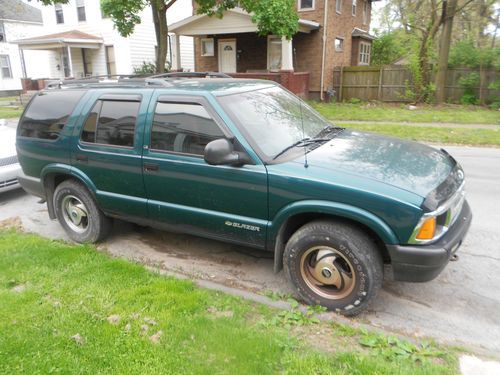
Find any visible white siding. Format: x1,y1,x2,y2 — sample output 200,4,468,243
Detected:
0,20,49,92
31,0,194,75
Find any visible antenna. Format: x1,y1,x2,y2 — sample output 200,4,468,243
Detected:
298,97,309,168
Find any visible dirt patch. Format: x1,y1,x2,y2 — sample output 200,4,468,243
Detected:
0,217,22,230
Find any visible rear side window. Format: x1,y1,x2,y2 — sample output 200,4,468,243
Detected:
19,90,85,140
151,102,224,155
81,100,140,147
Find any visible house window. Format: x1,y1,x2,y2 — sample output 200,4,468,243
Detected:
298,0,314,11
359,42,371,65
0,55,12,78
0,22,6,43
335,38,344,52
76,0,86,22
105,46,116,76
352,0,357,16
363,1,369,24
55,4,64,24
151,102,225,156
335,0,342,13
267,36,282,71
201,38,214,57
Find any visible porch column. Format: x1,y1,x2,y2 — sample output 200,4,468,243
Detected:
281,36,293,71
171,34,181,71
66,45,74,78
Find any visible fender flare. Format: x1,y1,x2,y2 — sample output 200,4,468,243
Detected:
268,200,399,272
40,164,97,219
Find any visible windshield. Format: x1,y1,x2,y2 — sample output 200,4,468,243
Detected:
217,86,334,160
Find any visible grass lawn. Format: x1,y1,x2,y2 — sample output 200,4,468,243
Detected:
312,102,500,125
339,123,500,147
0,107,22,119
0,229,459,374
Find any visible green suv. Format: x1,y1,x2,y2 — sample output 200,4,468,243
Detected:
16,76,472,315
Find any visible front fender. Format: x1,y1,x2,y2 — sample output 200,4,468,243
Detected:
268,200,399,272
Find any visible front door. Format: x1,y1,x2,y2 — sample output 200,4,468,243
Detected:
218,39,236,73
142,94,268,248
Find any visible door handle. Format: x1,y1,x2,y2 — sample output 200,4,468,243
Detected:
144,162,159,172
75,155,88,163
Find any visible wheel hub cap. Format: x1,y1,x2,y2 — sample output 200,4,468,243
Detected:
61,195,89,233
300,246,356,300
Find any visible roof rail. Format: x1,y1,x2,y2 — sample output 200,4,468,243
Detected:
149,71,233,79
45,72,233,89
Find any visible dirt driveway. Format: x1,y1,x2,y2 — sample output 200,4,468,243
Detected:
1,145,499,355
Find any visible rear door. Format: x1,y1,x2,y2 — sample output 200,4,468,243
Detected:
71,91,152,219
142,94,268,248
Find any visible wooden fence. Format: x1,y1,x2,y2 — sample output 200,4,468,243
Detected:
332,66,500,103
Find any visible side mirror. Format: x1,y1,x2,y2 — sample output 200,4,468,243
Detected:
204,138,250,166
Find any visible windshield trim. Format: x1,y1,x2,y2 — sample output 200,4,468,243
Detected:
216,86,333,165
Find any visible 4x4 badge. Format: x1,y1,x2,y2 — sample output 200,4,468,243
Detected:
225,221,261,232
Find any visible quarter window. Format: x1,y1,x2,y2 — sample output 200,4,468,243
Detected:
55,4,64,24
81,100,140,147
19,90,85,140
151,102,225,156
0,55,12,78
352,0,357,16
76,0,86,22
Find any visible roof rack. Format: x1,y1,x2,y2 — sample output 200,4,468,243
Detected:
45,72,233,89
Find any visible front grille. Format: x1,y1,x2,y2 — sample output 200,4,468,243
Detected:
0,155,18,167
0,178,18,188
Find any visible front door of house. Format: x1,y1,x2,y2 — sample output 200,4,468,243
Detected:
218,39,236,73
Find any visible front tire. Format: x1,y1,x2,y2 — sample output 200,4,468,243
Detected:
53,180,112,243
283,220,383,316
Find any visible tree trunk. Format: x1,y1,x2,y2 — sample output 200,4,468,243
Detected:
435,0,458,103
151,1,168,74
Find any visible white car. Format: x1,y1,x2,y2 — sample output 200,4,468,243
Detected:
0,121,21,192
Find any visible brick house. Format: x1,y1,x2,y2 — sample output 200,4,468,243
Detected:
169,0,378,99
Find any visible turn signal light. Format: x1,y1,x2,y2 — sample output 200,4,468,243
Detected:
416,217,436,240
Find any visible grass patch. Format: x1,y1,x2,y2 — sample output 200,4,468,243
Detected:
0,107,22,119
0,230,458,374
312,102,500,125
339,123,500,146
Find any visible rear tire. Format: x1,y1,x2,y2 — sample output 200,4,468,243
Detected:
283,220,383,316
53,180,112,243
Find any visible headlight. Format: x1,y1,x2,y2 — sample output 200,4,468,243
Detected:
409,183,466,244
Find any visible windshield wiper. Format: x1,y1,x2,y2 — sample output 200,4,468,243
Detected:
272,137,331,160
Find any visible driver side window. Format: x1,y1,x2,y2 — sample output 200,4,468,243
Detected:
151,102,225,156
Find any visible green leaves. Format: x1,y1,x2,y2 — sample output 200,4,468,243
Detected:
358,332,445,363
100,0,146,37
196,0,299,38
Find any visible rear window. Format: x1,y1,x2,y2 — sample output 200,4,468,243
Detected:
19,90,85,140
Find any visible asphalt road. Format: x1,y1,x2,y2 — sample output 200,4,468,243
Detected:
1,145,499,354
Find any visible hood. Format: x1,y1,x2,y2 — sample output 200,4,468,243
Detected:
0,125,17,159
298,130,455,198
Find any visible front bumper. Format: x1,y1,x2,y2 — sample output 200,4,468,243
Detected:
387,200,472,282
0,163,21,193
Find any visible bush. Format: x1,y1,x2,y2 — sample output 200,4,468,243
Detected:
458,72,480,105
133,61,157,75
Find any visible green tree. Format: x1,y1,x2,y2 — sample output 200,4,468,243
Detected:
371,30,409,65
37,0,298,74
